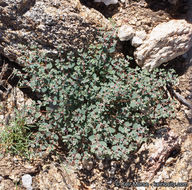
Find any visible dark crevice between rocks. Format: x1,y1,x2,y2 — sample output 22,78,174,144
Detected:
0,54,39,100
0,1,8,7
186,126,192,133
160,55,188,76
79,0,120,18
117,40,138,68
145,0,189,18
16,0,36,16
168,147,181,158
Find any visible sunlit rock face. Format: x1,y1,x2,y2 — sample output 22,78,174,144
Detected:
94,0,118,6
118,24,135,41
134,20,192,70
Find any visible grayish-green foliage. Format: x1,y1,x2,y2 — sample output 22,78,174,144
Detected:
17,28,176,164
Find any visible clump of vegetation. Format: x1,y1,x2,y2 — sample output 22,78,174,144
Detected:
16,28,177,164
0,111,32,158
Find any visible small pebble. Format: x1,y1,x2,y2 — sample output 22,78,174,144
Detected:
22,174,33,190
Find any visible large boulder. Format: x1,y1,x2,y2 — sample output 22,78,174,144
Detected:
0,0,110,63
134,20,192,70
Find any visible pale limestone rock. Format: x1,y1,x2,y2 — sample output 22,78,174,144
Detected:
131,30,147,47
0,115,4,121
134,20,192,70
132,36,143,47
94,0,118,6
136,187,146,190
22,174,33,190
118,25,135,41
135,30,147,41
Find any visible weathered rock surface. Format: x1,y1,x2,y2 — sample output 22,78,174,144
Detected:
134,19,192,70
142,131,181,180
0,85,33,126
0,155,80,190
37,163,80,190
131,30,147,47
118,24,135,41
0,0,109,63
94,0,118,6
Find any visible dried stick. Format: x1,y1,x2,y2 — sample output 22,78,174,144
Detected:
166,83,192,110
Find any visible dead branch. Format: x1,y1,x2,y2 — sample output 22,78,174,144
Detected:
166,83,192,110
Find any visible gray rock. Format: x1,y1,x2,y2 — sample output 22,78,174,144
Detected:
22,174,32,190
136,187,146,190
0,0,97,63
131,30,146,47
118,25,135,41
131,36,143,47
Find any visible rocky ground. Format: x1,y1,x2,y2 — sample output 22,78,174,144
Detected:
0,0,191,189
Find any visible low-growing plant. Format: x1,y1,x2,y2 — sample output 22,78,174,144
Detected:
17,27,177,164
0,111,32,158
